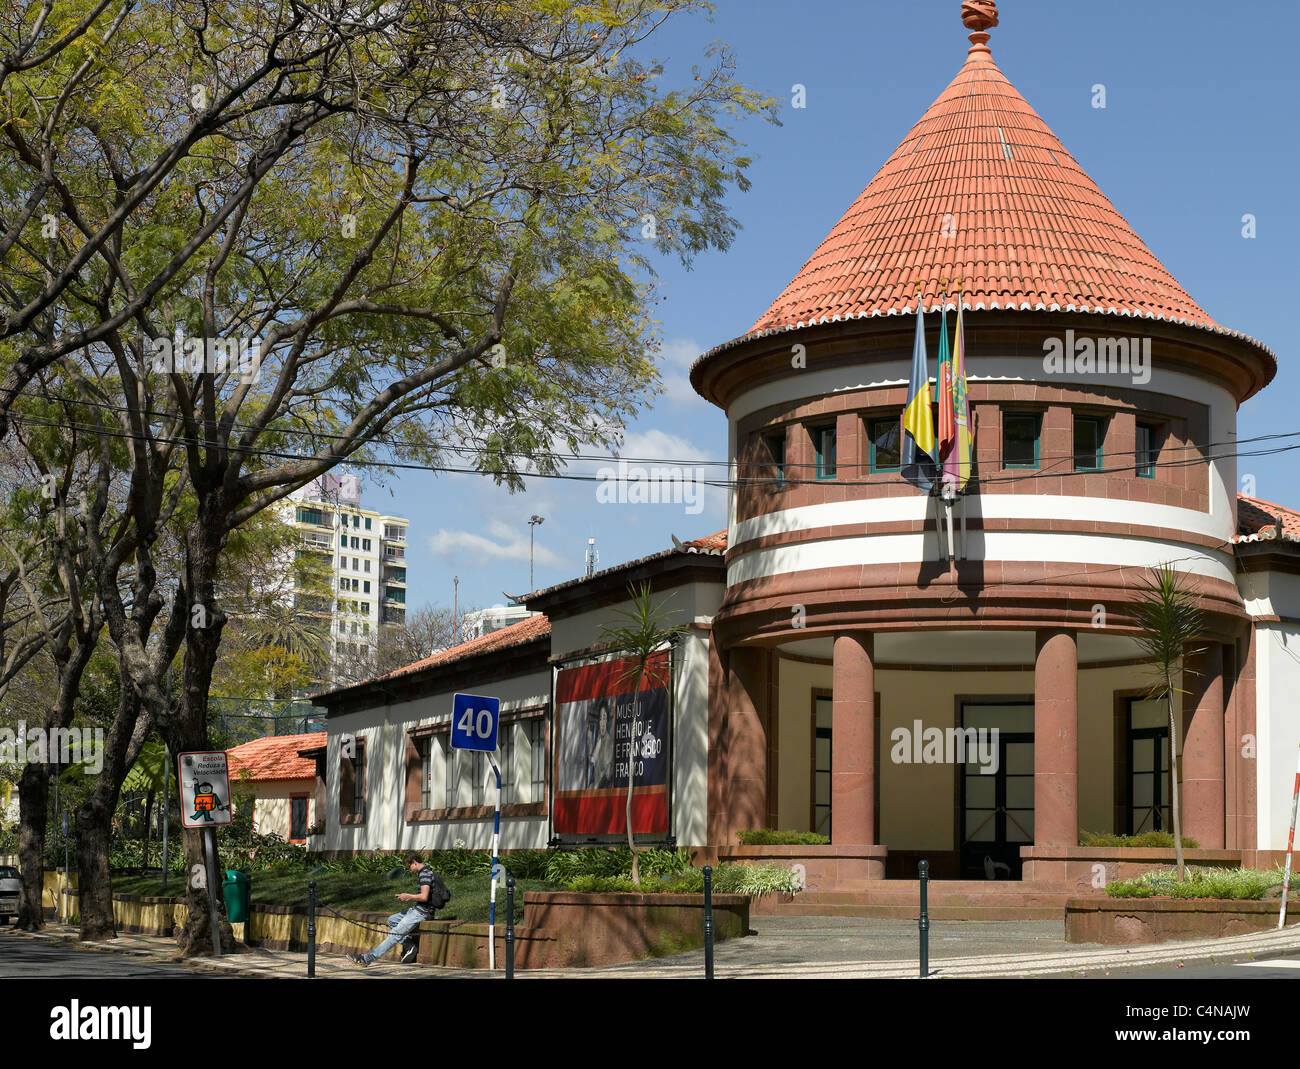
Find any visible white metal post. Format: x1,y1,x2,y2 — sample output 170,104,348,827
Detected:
1278,740,1300,929
488,756,501,969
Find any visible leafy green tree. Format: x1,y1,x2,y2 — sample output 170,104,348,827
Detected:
1132,563,1205,883
1,0,773,951
596,582,687,885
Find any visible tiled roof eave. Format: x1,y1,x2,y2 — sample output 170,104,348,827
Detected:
691,304,1277,388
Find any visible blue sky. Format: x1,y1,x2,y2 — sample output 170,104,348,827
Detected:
359,0,1299,621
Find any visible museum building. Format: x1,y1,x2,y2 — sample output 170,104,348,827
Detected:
309,3,1300,907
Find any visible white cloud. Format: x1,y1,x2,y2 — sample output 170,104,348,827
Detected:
427,520,566,568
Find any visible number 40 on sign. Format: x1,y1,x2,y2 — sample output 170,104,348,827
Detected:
451,693,500,752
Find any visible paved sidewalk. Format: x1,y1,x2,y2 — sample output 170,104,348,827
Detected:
6,917,1300,979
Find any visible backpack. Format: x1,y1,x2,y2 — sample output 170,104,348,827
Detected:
425,869,451,910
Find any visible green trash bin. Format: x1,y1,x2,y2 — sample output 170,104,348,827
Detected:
223,869,251,924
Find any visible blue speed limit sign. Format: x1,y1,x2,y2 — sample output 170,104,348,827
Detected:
451,693,500,752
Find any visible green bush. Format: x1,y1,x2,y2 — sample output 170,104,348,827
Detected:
1080,830,1199,849
543,846,692,883
1105,866,1282,900
736,829,830,846
561,861,801,898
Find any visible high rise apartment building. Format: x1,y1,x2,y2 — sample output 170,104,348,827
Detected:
283,474,408,682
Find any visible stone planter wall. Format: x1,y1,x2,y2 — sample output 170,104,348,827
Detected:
518,892,749,968
716,845,886,889
1022,847,1241,891
1065,896,1298,944
60,887,747,969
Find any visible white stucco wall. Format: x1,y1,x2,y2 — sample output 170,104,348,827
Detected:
1251,624,1300,851
322,669,550,855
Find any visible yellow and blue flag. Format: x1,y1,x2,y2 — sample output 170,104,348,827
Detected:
901,300,937,493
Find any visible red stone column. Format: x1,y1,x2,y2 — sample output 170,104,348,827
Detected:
832,633,875,845
1237,630,1258,859
724,646,767,840
1182,642,1226,849
1034,630,1078,846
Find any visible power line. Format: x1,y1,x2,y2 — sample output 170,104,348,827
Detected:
6,397,1298,493
8,383,1299,482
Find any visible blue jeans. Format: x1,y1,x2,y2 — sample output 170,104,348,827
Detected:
363,908,425,963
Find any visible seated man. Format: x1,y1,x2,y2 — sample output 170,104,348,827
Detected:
349,852,440,967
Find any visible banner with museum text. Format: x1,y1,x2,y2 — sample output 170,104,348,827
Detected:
553,650,671,836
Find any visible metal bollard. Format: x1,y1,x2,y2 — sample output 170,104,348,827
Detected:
307,880,317,979
703,865,715,980
918,860,929,979
505,873,516,979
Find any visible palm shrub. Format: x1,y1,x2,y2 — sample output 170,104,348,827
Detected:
595,583,689,885
1131,563,1205,883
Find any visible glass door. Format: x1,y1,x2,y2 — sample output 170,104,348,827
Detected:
960,702,1033,879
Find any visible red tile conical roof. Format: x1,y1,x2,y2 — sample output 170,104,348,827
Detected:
746,13,1222,337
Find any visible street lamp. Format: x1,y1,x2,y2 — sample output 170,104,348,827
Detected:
528,515,544,590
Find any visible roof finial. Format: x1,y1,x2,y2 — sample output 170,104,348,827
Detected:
961,0,998,55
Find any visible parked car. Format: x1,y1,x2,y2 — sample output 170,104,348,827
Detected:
0,865,19,924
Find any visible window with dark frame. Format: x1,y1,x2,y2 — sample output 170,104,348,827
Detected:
500,723,515,804
445,743,459,809
869,416,902,473
762,431,786,489
1002,411,1040,469
1136,421,1159,478
290,795,309,842
1126,698,1170,834
1073,414,1106,471
530,718,545,804
339,737,366,821
419,736,432,810
813,424,837,480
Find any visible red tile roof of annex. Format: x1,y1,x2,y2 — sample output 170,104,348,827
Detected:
333,530,729,690
226,732,326,783
1235,495,1300,545
698,7,1272,365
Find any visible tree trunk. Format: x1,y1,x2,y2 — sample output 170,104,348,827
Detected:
1167,687,1185,882
73,808,116,939
15,762,49,930
167,512,236,956
76,679,151,940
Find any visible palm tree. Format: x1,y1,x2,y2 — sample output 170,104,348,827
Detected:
1131,563,1204,882
596,582,688,885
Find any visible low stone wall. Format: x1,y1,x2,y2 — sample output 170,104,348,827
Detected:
1022,847,1241,891
716,845,886,889
59,887,746,969
1065,897,1299,944
519,892,749,968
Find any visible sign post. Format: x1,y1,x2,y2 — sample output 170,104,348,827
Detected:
177,751,232,957
450,693,501,967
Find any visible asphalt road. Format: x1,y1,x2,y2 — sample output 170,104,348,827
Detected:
1111,952,1300,979
0,930,218,979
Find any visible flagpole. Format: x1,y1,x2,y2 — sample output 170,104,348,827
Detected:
938,279,957,565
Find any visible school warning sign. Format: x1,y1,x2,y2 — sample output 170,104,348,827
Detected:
177,751,232,829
